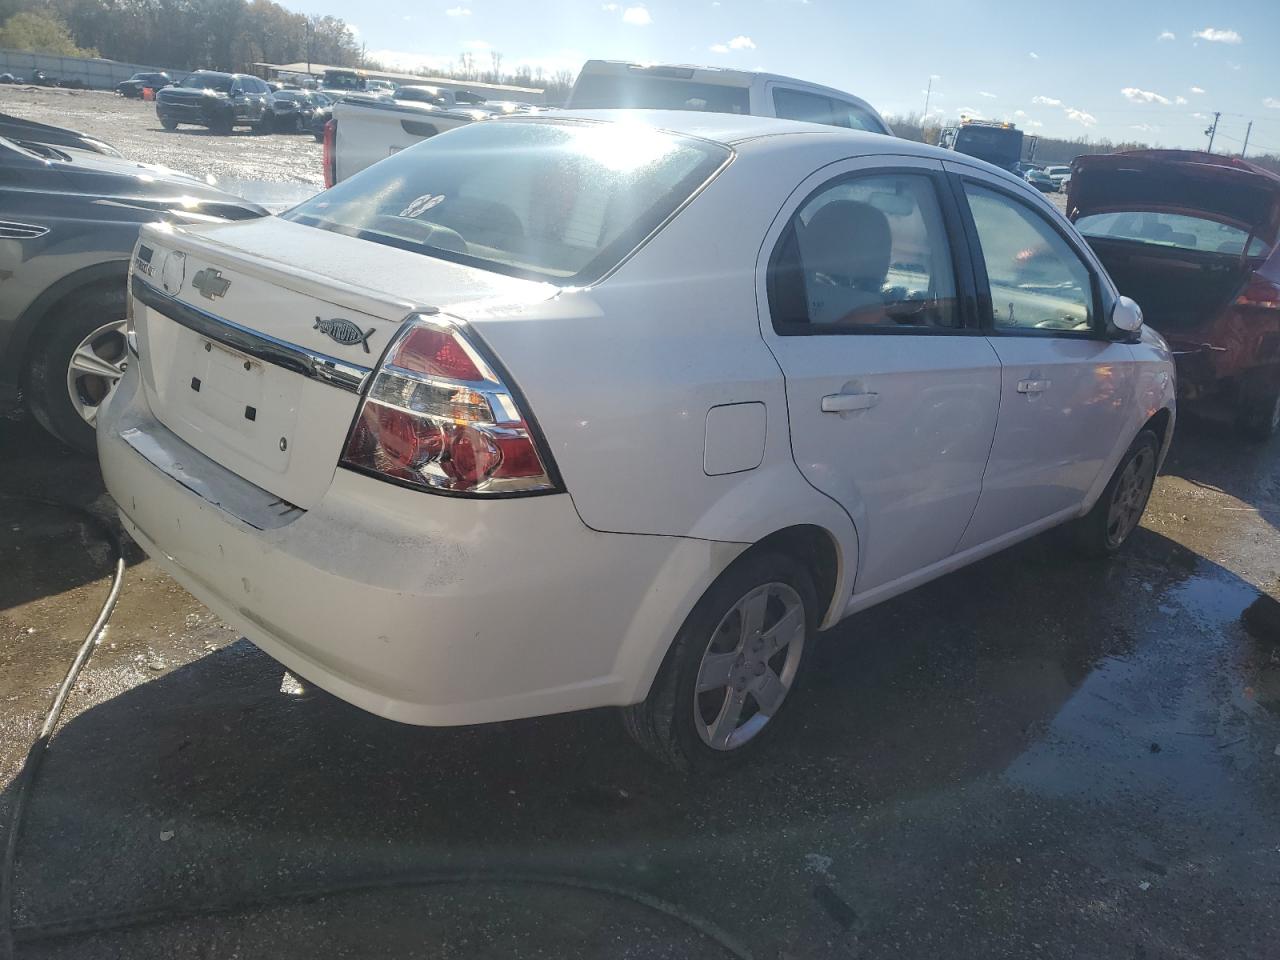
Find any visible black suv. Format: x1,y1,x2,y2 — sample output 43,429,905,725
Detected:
155,71,270,134
115,71,171,98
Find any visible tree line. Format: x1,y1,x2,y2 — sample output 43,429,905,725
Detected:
0,0,361,73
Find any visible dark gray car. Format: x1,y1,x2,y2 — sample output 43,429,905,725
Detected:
0,133,265,453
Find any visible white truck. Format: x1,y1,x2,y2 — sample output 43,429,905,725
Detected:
324,60,891,186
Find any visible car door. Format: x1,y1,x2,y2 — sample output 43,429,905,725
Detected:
759,157,1002,593
948,168,1136,550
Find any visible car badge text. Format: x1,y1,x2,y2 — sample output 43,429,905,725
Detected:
192,268,230,300
314,317,375,353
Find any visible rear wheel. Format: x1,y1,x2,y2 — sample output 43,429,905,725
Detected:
622,552,817,773
1069,429,1159,556
159,116,177,131
211,113,233,135
1236,385,1280,443
26,284,128,455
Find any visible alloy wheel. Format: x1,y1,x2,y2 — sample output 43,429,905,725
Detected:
1105,447,1155,547
693,582,806,751
66,319,128,426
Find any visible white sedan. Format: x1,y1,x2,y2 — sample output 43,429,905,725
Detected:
99,112,1175,771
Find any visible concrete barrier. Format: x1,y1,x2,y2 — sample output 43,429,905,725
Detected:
0,48,190,90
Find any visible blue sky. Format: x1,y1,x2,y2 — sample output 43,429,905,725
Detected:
281,0,1280,152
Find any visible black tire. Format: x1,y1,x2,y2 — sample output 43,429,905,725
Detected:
621,551,818,773
1068,429,1160,557
26,283,127,456
211,113,233,135
160,116,178,131
1236,385,1280,443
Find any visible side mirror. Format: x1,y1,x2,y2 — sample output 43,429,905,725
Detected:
1110,295,1143,339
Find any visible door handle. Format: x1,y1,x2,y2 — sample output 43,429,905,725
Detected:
821,391,879,413
1016,379,1051,395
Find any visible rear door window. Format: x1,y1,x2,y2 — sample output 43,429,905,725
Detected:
772,88,884,133
769,172,961,332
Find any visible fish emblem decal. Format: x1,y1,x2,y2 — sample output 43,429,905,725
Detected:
314,316,376,353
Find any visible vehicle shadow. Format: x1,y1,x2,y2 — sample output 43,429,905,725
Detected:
0,418,144,611
6,520,1276,956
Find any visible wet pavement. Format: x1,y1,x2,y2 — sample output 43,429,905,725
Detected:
2,408,1278,959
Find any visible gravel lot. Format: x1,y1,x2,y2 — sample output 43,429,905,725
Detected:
2,87,1278,959
0,85,323,200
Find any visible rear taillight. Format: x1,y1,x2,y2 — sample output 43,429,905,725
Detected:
322,118,336,189
340,315,558,496
1235,277,1280,311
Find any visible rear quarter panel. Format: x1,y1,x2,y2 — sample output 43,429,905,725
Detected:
466,140,867,625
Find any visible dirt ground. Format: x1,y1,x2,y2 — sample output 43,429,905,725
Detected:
2,87,1279,959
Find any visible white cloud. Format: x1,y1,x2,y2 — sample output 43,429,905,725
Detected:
622,5,652,24
445,6,471,15
463,39,491,51
1026,120,1043,128
601,2,618,9
1192,27,1241,44
1157,31,1175,41
1175,95,1188,105
1190,86,1205,94
1121,87,1171,105
1227,61,1242,71
978,90,996,99
958,107,983,119
710,35,756,52
1191,112,1207,120
1065,107,1097,126
1131,123,1159,133
1031,95,1061,106
1028,52,1039,59
1013,109,1027,117
1265,97,1280,110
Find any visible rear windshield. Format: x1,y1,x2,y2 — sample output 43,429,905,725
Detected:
284,120,730,283
182,73,232,93
1077,211,1269,257
570,73,751,113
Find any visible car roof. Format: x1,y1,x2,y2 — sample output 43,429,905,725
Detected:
539,108,891,144
501,109,1039,194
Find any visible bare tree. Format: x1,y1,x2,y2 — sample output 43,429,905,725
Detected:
490,50,503,82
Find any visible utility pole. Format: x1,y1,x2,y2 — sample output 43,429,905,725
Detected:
922,76,932,120
1241,120,1253,158
305,21,312,76
1205,111,1220,153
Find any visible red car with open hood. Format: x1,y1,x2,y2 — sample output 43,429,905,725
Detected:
1068,150,1280,440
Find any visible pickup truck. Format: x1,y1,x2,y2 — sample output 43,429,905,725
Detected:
324,99,502,186
324,60,890,186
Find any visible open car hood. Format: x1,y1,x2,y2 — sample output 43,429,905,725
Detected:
1066,150,1280,246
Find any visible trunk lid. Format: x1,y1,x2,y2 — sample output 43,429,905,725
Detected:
1067,150,1280,245
131,217,554,509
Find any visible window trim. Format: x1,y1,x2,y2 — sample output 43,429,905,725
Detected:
765,166,982,337
949,172,1109,340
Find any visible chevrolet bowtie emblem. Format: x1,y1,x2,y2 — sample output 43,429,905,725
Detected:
192,268,230,300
